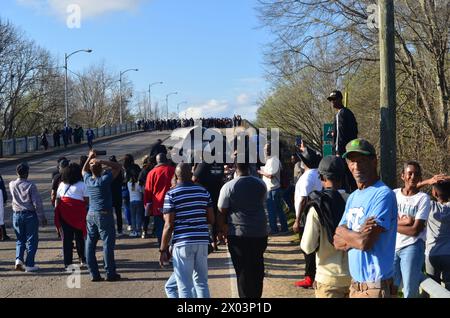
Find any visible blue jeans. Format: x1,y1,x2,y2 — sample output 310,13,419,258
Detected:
86,212,117,279
130,201,144,232
165,272,198,298
172,244,210,298
393,239,425,298
282,185,295,213
122,187,131,226
266,188,288,233
12,211,39,267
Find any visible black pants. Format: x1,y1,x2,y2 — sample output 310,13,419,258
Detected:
228,236,268,298
299,230,316,279
61,219,85,266
303,251,316,278
142,215,150,232
113,203,123,233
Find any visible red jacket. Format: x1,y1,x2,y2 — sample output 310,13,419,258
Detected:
144,164,175,217
54,197,88,238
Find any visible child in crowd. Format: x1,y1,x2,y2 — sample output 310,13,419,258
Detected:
128,171,144,238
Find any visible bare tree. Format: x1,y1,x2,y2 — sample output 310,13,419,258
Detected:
257,0,449,171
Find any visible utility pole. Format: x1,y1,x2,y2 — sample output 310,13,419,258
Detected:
379,0,397,188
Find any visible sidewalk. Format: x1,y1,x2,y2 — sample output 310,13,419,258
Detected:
262,233,315,298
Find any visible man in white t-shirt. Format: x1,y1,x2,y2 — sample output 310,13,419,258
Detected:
393,161,431,298
258,143,288,234
293,146,322,288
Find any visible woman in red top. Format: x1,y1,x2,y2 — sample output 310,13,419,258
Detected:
54,163,89,270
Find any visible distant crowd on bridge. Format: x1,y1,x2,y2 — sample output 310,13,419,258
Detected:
137,115,243,132
0,103,449,299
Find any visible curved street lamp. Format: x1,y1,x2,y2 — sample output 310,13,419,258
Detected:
177,101,188,119
119,68,139,124
149,81,163,120
64,49,92,128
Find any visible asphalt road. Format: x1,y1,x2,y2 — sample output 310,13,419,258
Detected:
0,130,236,298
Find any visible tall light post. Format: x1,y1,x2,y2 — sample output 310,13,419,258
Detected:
177,101,188,119
64,49,92,128
165,92,178,119
119,68,139,124
149,82,163,120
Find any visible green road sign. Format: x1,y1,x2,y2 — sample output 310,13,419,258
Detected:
323,123,333,157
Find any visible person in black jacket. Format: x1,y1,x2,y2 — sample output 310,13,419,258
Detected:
328,90,358,157
149,139,167,159
109,156,125,237
0,173,10,240
328,90,358,192
122,154,141,232
138,155,155,238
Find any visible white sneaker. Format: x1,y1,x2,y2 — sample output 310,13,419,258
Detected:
25,266,40,272
127,225,132,232
15,259,25,272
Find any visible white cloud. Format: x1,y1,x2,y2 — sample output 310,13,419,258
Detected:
180,99,229,119
178,94,261,121
236,93,249,105
17,0,147,20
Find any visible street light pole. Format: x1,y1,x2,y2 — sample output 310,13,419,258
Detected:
119,68,139,125
165,92,178,120
177,101,188,119
149,82,163,120
64,49,92,128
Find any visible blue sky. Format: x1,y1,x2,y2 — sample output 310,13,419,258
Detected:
0,0,272,120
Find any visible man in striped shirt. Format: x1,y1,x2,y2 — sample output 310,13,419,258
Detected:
160,163,215,298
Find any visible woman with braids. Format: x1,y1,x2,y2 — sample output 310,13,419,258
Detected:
54,163,89,270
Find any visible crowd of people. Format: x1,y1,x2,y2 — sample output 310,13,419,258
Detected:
40,125,95,150
137,115,243,132
1,103,449,299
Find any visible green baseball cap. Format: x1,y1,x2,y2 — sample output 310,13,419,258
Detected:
342,138,376,159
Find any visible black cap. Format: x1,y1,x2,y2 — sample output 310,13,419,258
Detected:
57,156,67,164
59,159,70,170
327,90,343,101
299,147,322,169
318,156,345,179
16,162,29,176
109,155,117,162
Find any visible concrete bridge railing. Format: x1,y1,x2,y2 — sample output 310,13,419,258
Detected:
0,123,138,158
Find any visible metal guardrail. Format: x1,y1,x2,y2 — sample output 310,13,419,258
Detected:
420,278,450,298
0,122,138,158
